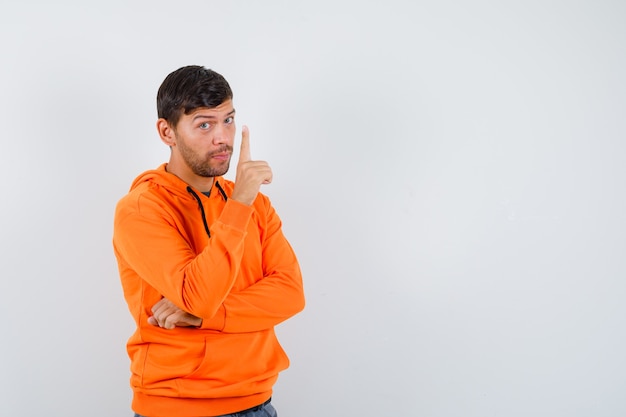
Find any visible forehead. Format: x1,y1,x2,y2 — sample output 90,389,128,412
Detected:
185,99,235,120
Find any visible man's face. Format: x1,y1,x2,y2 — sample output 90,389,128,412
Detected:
171,99,236,177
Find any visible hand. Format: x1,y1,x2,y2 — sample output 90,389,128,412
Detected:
231,125,272,206
148,297,202,329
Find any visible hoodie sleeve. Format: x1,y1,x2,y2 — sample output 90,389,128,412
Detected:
200,198,305,333
113,191,254,319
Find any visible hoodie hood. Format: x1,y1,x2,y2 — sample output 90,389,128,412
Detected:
130,163,196,198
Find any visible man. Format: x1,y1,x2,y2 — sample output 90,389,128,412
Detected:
113,65,305,417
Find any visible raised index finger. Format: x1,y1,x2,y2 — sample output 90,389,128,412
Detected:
239,125,251,163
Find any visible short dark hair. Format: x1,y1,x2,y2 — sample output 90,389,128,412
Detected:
157,65,233,127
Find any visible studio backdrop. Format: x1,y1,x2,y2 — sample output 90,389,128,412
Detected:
1,1,625,416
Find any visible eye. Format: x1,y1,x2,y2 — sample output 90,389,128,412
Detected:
225,117,234,124
199,122,210,129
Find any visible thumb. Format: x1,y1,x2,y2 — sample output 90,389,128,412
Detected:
238,125,251,164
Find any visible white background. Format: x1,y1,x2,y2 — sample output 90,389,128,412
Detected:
1,1,625,416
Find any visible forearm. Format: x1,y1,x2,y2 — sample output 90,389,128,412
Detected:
201,267,305,332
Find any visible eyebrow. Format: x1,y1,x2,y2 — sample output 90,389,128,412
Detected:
192,109,236,121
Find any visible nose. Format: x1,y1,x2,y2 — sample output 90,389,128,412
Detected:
212,123,227,145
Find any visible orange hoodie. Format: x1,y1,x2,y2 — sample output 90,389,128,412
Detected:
113,164,305,417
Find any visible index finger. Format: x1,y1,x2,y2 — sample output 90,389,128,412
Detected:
239,125,251,163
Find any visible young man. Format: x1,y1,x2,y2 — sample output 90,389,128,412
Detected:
113,66,305,417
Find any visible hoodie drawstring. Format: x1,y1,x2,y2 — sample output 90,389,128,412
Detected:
187,186,211,238
215,180,228,201
186,182,229,238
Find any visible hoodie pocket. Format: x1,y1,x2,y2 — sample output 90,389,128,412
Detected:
139,331,207,393
176,331,288,398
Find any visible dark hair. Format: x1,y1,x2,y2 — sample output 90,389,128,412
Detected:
157,65,233,127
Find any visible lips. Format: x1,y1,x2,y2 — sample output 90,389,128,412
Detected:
208,145,233,161
210,152,231,161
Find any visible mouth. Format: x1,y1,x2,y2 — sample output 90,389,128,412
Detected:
210,152,231,161
208,145,233,162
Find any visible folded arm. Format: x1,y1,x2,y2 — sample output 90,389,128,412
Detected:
147,201,305,332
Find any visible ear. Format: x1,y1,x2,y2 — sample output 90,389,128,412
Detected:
157,118,176,147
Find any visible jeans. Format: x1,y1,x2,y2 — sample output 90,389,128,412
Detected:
133,400,277,417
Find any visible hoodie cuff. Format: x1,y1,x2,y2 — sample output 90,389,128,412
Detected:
217,199,254,232
200,304,226,331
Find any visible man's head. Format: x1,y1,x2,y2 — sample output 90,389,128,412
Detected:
156,66,237,188
157,65,233,128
